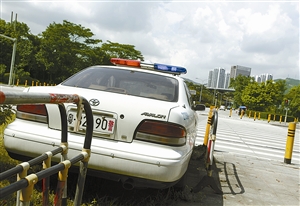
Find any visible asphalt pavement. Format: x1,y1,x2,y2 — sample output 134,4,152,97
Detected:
175,110,299,206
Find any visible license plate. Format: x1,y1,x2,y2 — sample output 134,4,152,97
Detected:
67,110,116,134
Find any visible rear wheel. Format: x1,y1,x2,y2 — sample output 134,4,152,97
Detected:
174,172,187,190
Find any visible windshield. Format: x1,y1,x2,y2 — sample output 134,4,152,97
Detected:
61,66,179,102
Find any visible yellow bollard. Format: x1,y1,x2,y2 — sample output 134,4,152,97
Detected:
36,81,38,86
254,112,256,121
280,116,282,124
25,80,27,87
248,111,251,118
44,82,46,86
229,108,232,117
16,79,19,86
284,122,296,164
267,114,271,123
240,110,244,119
273,114,276,121
258,112,260,120
203,106,214,146
32,81,34,86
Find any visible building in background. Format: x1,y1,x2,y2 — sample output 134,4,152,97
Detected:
207,67,228,88
255,75,262,83
207,70,213,88
255,73,273,83
230,65,251,79
225,73,231,88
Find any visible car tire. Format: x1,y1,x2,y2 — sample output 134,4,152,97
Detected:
173,172,187,191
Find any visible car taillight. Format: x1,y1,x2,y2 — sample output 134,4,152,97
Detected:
135,120,186,146
16,104,48,123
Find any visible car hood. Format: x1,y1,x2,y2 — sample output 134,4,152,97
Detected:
25,85,181,142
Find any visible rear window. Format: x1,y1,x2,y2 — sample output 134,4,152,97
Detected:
62,66,179,102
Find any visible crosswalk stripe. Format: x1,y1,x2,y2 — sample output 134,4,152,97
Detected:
195,114,300,164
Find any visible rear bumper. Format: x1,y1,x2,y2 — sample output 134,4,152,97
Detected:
4,120,193,188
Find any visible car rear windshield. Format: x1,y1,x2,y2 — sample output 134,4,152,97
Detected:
61,66,179,102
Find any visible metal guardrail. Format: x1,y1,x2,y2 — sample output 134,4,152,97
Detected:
0,91,94,206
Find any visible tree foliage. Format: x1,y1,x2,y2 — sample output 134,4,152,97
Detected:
0,19,144,84
0,105,14,125
229,75,290,111
241,80,286,111
101,40,144,61
285,85,300,118
229,75,253,107
36,20,103,83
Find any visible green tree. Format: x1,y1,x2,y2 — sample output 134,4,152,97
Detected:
101,40,144,61
36,20,102,83
285,85,300,118
229,75,254,107
242,80,287,112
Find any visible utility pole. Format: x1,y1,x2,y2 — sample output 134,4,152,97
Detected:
0,12,17,86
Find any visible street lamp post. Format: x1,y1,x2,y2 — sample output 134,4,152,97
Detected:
0,13,17,86
196,78,207,103
0,34,17,86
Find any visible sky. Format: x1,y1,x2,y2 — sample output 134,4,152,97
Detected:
1,0,299,83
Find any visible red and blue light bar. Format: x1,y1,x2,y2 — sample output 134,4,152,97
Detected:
110,58,187,75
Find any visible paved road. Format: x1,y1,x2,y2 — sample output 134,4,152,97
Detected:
196,110,300,165
176,109,299,205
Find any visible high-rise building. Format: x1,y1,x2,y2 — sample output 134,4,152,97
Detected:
230,65,251,79
255,75,262,83
225,73,231,88
266,73,273,81
208,67,226,88
256,73,273,83
207,70,213,88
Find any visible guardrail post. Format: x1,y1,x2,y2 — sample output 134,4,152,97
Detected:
284,122,296,164
192,110,222,194
16,162,30,206
42,152,52,206
203,106,214,146
54,160,71,206
20,174,38,205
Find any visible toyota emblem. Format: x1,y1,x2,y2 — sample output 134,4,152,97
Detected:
89,99,100,106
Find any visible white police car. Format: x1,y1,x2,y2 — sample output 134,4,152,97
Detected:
4,58,205,189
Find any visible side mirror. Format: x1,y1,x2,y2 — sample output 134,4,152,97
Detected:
193,104,206,111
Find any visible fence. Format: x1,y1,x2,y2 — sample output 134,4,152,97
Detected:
0,91,93,206
15,79,56,87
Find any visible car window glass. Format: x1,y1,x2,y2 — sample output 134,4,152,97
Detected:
183,82,193,107
62,66,179,102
